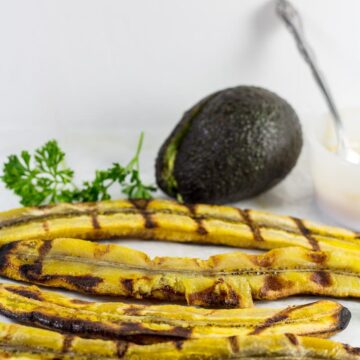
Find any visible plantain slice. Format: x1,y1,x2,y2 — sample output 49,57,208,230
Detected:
0,322,358,359
0,283,350,340
0,199,358,253
0,238,359,307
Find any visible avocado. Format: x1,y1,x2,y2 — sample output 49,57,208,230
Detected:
156,86,303,204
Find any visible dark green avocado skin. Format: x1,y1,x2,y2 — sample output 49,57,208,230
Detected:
156,86,303,204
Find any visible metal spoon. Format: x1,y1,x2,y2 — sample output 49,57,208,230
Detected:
276,0,360,164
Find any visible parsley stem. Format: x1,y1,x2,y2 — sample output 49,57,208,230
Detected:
125,131,144,172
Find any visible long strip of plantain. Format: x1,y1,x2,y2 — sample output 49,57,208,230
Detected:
0,283,350,340
0,322,358,359
0,199,358,253
0,238,359,307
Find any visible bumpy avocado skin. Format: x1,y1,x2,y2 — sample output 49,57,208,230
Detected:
156,86,303,204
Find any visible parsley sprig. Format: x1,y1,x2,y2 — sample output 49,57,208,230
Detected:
1,133,156,206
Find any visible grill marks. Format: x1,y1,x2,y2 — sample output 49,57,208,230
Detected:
0,241,20,273
16,246,103,291
0,200,356,256
19,240,53,282
239,209,264,242
4,286,43,302
0,284,349,342
285,333,299,346
186,279,241,308
0,302,193,341
0,215,39,229
250,304,308,336
311,271,333,288
62,335,74,353
249,253,275,268
308,252,327,265
343,343,360,356
156,285,183,301
174,339,185,351
130,199,157,229
1,237,360,306
0,329,357,360
123,306,143,316
292,217,320,251
71,299,93,305
259,275,294,299
19,270,104,294
6,308,108,340
186,204,208,235
61,276,103,292
116,341,129,358
229,336,240,353
91,211,101,230
251,312,288,335
13,240,104,294
86,203,101,230
121,279,134,295
39,239,53,257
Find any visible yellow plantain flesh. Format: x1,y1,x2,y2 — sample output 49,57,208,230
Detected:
0,199,358,253
0,283,350,340
0,322,358,359
0,238,359,307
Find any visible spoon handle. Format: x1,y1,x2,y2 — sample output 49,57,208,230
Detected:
276,0,347,145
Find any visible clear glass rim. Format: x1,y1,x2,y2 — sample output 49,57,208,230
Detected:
307,108,360,168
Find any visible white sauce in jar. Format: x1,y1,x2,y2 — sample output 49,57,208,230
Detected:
310,111,360,230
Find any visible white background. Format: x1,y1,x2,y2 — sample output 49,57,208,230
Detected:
0,0,359,348
0,0,360,133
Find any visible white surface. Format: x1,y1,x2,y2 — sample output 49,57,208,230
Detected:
0,0,359,348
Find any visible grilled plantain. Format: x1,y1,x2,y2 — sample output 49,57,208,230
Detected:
0,322,358,359
0,283,350,340
0,238,359,307
0,199,358,253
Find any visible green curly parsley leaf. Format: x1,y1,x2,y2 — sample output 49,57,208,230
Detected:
1,133,155,206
